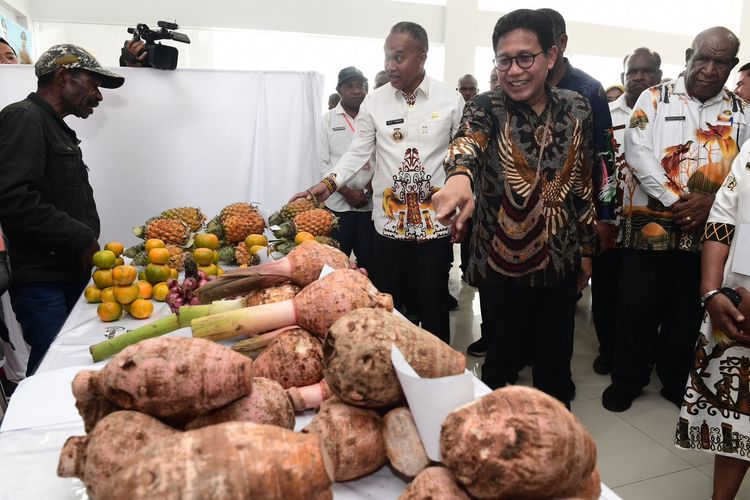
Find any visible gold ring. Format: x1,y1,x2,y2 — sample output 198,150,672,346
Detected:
685,216,692,223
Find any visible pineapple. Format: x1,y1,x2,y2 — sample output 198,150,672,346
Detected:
166,244,185,271
217,245,236,265
314,235,340,248
278,198,318,223
207,210,265,244
133,218,192,246
293,208,336,236
220,202,257,221
271,221,295,239
270,239,295,256
233,242,260,266
131,250,148,267
160,207,206,232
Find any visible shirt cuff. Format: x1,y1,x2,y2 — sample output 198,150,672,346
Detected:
658,190,680,208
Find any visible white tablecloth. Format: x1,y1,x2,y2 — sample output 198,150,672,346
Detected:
0,293,621,500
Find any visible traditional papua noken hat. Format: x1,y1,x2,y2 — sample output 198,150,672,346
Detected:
35,44,124,89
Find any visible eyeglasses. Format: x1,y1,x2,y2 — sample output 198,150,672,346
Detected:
493,51,544,71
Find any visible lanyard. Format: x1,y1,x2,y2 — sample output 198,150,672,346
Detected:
342,114,355,133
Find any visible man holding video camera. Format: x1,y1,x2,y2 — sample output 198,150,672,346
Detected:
119,21,190,69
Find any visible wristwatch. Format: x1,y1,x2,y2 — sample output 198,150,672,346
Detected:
700,287,742,308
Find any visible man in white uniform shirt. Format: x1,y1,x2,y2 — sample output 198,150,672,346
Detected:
320,66,374,272
294,21,464,342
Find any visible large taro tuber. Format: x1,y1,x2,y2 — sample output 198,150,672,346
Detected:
440,385,597,499
303,401,386,481
323,308,465,408
104,422,333,500
196,241,350,303
243,283,301,306
71,370,122,433
192,269,393,341
254,327,324,388
57,411,177,500
185,377,295,430
383,407,430,478
399,467,470,500
90,337,253,423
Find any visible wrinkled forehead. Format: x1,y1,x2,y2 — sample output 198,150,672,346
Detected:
692,34,737,58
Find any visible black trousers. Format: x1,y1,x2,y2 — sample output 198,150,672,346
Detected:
330,210,375,274
591,249,621,363
612,250,702,395
372,234,452,343
459,218,473,275
480,274,578,407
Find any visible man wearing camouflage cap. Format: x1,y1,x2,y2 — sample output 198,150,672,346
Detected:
0,44,123,375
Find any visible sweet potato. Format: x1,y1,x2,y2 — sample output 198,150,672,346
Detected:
323,308,466,408
104,422,333,500
192,268,393,341
185,377,295,430
243,283,301,306
303,402,386,481
399,467,470,500
255,327,324,388
440,386,597,499
383,407,430,478
197,241,350,303
71,369,122,433
57,411,177,500
94,337,253,423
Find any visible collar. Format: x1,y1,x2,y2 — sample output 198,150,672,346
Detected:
27,92,79,140
333,101,357,120
609,93,632,114
672,75,729,105
393,74,430,99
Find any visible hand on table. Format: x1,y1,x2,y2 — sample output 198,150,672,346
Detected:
289,182,332,204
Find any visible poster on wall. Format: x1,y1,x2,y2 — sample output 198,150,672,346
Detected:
0,14,32,64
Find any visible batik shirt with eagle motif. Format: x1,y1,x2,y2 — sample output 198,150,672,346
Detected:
323,76,464,241
623,76,750,252
444,86,597,287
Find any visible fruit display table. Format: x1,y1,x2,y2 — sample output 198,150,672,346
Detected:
0,292,621,499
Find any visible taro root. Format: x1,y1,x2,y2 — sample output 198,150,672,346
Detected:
254,327,324,388
399,467,470,500
383,407,430,478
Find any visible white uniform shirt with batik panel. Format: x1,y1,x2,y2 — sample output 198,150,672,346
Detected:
319,102,374,213
623,76,750,252
325,76,464,241
609,93,633,238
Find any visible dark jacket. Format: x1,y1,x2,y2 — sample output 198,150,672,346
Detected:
0,93,99,283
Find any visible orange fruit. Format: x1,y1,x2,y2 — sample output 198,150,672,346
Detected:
138,269,146,281
84,285,101,303
144,263,172,284
194,233,220,250
245,234,268,248
144,238,166,252
198,263,218,276
92,250,116,269
294,231,315,245
92,269,114,289
152,282,169,301
193,248,215,266
136,280,152,299
97,301,122,322
249,245,267,256
114,283,140,304
100,287,116,303
129,299,154,319
170,268,178,280
104,241,125,257
112,265,137,285
148,247,170,265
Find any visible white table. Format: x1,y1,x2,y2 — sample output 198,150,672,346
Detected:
0,293,621,500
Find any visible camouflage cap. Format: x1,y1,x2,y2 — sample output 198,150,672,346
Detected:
35,44,124,89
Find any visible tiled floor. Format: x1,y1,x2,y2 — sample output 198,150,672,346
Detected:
446,259,750,500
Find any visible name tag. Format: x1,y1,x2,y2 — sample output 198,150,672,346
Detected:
386,118,404,126
332,126,346,131
665,116,686,121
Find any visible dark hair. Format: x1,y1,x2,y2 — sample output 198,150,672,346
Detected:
390,21,429,53
0,37,16,56
739,62,750,73
536,8,566,40
623,47,662,71
492,9,555,53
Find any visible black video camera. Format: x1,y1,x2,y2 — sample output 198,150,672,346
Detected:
126,21,190,70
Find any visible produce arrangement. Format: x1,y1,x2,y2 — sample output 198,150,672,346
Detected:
55,200,602,499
